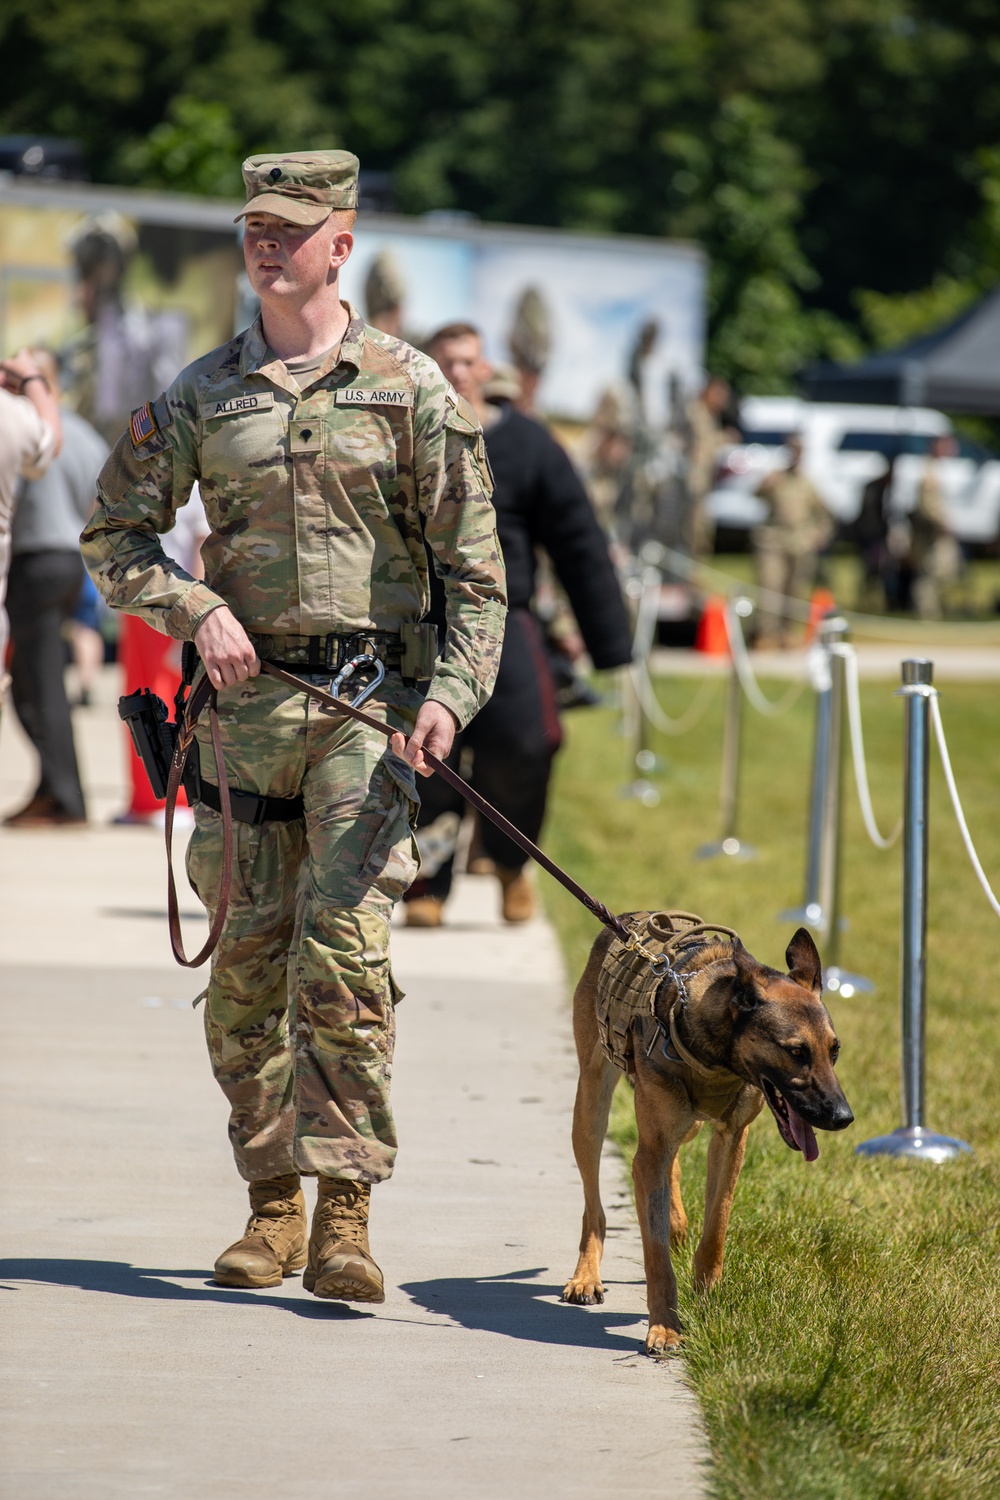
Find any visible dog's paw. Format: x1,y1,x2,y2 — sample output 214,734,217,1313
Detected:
645,1324,683,1358
692,1260,723,1294
561,1277,605,1305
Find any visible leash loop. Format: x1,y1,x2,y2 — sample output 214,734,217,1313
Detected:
165,675,233,968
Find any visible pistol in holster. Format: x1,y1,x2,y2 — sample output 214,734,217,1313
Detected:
117,643,201,802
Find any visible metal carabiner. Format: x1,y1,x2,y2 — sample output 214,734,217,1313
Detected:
330,651,385,708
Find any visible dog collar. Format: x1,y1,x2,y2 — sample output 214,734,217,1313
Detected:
665,1005,730,1080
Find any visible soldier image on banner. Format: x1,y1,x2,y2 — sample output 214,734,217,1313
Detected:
82,150,507,1304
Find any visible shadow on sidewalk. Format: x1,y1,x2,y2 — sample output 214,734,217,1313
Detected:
401,1266,646,1353
0,1258,372,1321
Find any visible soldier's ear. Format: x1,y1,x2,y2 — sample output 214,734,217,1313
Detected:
786,927,822,994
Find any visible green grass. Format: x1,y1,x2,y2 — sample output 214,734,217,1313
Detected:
539,672,1000,1500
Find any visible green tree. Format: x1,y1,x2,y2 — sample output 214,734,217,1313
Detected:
3,0,1000,391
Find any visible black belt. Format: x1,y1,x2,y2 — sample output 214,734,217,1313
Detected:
198,777,304,825
248,631,402,673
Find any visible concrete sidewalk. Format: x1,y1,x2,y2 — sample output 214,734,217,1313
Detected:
0,672,709,1500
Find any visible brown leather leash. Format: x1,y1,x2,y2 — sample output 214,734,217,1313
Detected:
164,660,631,967
165,673,234,966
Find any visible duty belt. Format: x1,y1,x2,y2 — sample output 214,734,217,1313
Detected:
248,631,403,673
198,778,304,825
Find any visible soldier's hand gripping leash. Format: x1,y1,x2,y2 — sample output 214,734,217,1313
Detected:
126,657,632,969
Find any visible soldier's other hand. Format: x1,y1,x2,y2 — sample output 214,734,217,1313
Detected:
194,606,260,689
391,700,458,777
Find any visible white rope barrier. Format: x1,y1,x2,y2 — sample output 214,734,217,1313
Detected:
626,565,718,736
630,659,718,736
723,601,808,717
840,644,902,851
930,696,1000,920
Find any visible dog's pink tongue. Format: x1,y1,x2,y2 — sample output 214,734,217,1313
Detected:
788,1105,819,1163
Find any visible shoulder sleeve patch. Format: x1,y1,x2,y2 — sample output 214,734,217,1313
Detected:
128,394,172,459
444,393,483,437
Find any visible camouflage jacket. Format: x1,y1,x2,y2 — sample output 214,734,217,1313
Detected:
81,305,507,727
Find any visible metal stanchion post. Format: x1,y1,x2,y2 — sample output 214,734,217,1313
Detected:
856,660,972,1163
621,562,664,807
697,598,756,861
818,633,873,996
780,615,847,926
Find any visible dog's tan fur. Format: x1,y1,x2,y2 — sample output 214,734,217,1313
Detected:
562,919,853,1355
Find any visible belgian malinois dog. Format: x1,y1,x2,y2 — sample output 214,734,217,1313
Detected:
562,917,854,1356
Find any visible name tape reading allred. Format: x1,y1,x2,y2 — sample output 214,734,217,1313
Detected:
334,388,414,408
201,393,276,419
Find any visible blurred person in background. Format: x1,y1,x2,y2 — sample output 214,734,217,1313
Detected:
70,570,107,708
114,484,210,825
402,322,632,927
853,456,895,612
685,375,736,559
911,435,961,619
4,351,103,827
752,434,833,648
0,349,62,725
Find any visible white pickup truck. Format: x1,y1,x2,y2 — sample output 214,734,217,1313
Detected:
708,397,1000,544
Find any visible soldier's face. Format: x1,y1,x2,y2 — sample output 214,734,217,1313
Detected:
243,213,353,304
431,335,490,403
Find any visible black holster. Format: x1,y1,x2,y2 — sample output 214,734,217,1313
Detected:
117,688,201,803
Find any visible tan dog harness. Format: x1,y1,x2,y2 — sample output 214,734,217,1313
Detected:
596,911,741,1092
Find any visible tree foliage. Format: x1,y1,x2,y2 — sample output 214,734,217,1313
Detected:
2,0,999,390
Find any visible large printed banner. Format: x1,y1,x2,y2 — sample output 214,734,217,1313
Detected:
0,180,705,430
341,223,705,423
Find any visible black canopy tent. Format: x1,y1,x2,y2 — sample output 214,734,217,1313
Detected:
801,286,1000,415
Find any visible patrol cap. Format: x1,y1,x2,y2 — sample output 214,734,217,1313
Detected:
235,150,360,226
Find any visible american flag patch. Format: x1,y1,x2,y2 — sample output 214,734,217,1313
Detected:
129,402,156,447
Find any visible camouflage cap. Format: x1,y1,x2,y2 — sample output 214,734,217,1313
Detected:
235,150,360,226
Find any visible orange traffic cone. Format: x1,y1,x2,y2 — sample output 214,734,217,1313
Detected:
806,587,837,642
695,595,730,656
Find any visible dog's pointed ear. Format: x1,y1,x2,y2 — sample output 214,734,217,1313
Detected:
729,937,761,1014
786,927,822,994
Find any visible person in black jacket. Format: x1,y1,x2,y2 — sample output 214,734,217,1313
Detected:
403,323,633,926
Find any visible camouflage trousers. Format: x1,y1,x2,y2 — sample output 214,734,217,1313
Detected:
187,670,421,1185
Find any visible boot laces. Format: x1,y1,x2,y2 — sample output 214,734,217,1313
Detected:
243,1199,299,1247
314,1183,368,1247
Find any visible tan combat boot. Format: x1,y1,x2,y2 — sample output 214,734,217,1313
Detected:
213,1174,307,1289
303,1177,385,1304
405,896,445,928
497,865,534,923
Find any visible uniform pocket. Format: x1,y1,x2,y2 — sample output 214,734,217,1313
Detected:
187,809,300,933
359,755,420,901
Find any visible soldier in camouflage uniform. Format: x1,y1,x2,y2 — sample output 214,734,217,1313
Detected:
82,150,506,1304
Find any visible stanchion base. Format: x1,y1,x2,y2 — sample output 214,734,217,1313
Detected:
823,965,874,998
621,779,661,807
779,901,824,927
696,837,758,861
855,1126,972,1163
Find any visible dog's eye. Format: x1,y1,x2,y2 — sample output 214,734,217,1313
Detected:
830,1043,841,1063
786,1044,809,1064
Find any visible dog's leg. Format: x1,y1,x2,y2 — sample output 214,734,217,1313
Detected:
633,1076,690,1356
669,1122,702,1248
693,1121,749,1293
562,1041,618,1305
